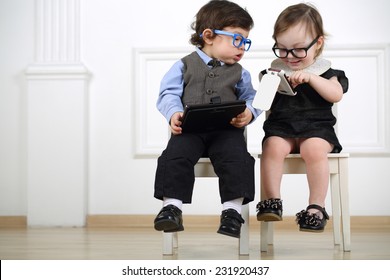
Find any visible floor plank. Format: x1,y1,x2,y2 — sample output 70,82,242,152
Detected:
1,225,389,260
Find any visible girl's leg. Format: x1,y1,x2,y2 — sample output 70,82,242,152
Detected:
257,136,295,221
299,137,333,214
261,136,295,199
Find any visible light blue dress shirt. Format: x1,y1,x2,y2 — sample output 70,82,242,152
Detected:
156,48,261,123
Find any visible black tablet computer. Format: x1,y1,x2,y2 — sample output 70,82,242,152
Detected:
180,100,246,133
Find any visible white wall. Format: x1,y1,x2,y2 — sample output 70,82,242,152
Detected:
0,0,389,226
0,0,34,216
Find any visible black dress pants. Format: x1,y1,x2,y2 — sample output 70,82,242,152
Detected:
154,128,255,204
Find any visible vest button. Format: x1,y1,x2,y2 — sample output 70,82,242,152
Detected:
206,89,213,95
208,72,215,78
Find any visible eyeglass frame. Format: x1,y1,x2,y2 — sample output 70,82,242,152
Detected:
272,35,320,58
212,29,252,51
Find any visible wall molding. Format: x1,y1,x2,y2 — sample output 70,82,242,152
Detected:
35,0,81,63
0,216,27,228
25,63,89,80
133,45,390,157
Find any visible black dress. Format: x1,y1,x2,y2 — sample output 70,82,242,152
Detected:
263,68,349,153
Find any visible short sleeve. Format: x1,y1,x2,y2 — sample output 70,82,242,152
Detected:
322,68,349,93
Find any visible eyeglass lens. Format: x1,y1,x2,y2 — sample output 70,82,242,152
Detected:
273,36,319,58
274,48,307,58
213,30,251,51
232,34,251,51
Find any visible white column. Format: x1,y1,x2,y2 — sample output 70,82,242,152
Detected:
25,0,89,226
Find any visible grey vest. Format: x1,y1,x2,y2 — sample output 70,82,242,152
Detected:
181,51,242,105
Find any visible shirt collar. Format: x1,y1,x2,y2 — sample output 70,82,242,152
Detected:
196,48,225,66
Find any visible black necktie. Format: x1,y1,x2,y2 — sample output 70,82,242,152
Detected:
208,59,221,68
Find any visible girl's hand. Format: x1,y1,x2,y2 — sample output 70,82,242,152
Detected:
288,71,312,88
170,112,183,135
231,108,252,128
289,70,343,103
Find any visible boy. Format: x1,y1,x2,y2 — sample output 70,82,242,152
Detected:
154,0,261,238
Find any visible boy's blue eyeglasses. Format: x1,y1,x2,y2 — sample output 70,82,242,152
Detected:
213,30,252,51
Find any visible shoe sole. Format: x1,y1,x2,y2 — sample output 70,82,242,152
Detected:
164,225,184,232
154,220,184,232
299,227,325,233
257,213,283,222
217,229,240,238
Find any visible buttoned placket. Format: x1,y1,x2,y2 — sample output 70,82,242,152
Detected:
206,60,220,97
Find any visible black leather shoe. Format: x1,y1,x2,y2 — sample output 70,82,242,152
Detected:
154,205,184,232
217,209,245,238
296,204,329,232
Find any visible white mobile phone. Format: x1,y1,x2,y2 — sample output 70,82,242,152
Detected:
267,68,297,96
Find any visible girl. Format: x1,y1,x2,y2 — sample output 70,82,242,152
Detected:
256,3,349,232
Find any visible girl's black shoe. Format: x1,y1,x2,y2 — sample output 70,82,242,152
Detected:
256,198,283,221
296,204,329,232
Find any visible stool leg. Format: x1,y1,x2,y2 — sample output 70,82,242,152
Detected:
339,157,351,252
239,204,249,255
260,221,269,252
173,232,178,249
330,173,341,245
163,232,174,255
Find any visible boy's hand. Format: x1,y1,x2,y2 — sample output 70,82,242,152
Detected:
170,112,183,135
230,108,252,128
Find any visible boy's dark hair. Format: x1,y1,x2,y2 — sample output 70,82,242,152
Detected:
190,0,254,48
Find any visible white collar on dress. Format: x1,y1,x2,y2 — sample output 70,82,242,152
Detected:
270,57,331,76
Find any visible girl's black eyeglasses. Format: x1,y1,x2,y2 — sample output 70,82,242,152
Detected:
272,36,320,58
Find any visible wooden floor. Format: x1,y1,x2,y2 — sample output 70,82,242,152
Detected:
1,218,389,260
